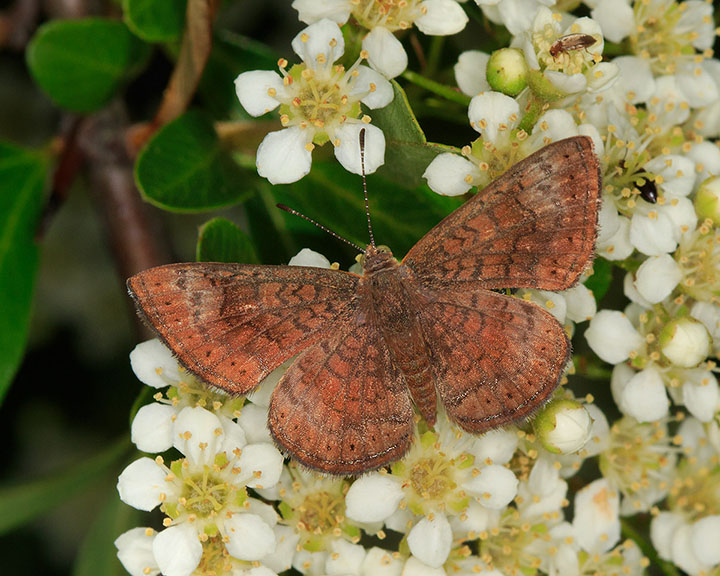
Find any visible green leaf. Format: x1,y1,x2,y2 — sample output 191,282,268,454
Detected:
135,111,254,212
0,142,48,403
0,436,131,535
123,0,187,43
585,257,613,303
270,160,462,260
199,29,278,119
371,80,458,189
197,217,259,263
73,489,143,576
26,19,151,113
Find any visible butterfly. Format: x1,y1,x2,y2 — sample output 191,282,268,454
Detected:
127,136,600,475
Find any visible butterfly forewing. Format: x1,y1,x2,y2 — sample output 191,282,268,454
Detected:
403,136,600,291
416,285,569,431
268,315,414,475
127,263,359,394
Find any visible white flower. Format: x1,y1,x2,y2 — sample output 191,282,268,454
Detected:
660,317,711,368
115,528,159,576
454,50,491,96
345,473,405,523
234,19,393,184
572,478,620,554
294,0,468,78
153,523,203,576
516,457,568,519
563,283,597,323
585,310,644,364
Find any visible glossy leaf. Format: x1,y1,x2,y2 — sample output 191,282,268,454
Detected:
197,217,259,263
371,80,458,189
123,0,187,43
0,142,48,403
135,111,253,212
26,19,151,112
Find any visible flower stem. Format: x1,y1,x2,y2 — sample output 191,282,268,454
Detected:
401,70,471,107
620,518,681,576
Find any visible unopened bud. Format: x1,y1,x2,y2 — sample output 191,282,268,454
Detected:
534,399,593,454
660,317,711,368
486,48,528,97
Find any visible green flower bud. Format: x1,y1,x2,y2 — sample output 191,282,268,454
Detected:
486,48,528,96
694,176,720,225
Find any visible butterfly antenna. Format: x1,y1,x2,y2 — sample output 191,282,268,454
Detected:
359,128,376,249
276,204,365,253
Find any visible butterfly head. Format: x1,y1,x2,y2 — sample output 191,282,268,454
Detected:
361,244,398,275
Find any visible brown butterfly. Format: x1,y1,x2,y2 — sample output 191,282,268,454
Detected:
127,136,600,475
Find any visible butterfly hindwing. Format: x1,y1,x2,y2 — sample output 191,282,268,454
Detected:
403,136,600,291
416,285,569,432
127,263,359,395
268,313,415,475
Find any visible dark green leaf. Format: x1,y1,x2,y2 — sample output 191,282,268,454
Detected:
123,0,187,43
0,142,48,403
585,257,613,303
371,80,458,189
0,437,131,534
135,111,253,212
73,488,143,576
271,160,462,260
26,19,151,112
197,217,259,263
199,29,278,119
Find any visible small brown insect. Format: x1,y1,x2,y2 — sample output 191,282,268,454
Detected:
549,34,597,59
128,137,601,476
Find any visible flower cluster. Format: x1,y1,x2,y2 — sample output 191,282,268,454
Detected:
118,1,720,575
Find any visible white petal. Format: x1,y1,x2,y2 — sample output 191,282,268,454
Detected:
362,546,405,576
623,271,653,308
325,539,366,575
234,71,283,117
468,91,519,141
591,0,634,43
620,367,670,422
572,478,620,553
517,457,568,518
650,512,685,561
470,428,518,465
130,339,179,388
454,51,491,96
677,63,719,108
563,284,597,323
262,525,301,574
292,19,344,67
217,414,247,456
463,465,518,509
353,66,394,109
362,26,408,79
630,209,677,256
687,140,720,184
650,76,690,126
131,403,176,453
644,155,696,198
225,513,276,561
292,0,352,25
690,515,720,566
415,0,469,36
545,70,587,95
423,153,477,196
247,359,292,407
236,443,285,489
117,458,168,512
634,254,682,304
345,473,404,522
527,109,578,148
583,404,611,456
597,214,634,261
115,528,159,576
449,500,499,535
612,56,656,103
586,62,620,93
597,197,620,243
334,122,385,175
407,513,453,568
496,0,547,35
401,556,447,576
584,310,644,364
683,373,720,423
237,402,272,444
256,127,313,185
672,523,710,576
289,248,331,268
153,524,202,576
173,406,224,464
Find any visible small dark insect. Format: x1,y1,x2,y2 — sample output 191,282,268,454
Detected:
636,179,658,204
550,34,598,59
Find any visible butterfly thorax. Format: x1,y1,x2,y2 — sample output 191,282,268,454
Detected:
358,248,437,427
